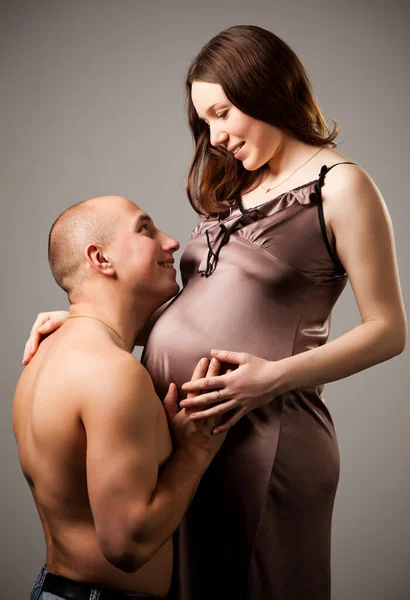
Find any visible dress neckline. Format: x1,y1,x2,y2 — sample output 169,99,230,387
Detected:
237,178,318,214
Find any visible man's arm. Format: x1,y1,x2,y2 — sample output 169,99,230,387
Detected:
80,353,223,573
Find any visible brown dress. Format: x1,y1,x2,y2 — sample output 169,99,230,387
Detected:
142,163,353,600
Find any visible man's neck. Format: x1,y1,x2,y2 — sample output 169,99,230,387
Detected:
69,297,158,352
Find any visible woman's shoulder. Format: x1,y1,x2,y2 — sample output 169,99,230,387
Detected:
320,148,378,197
317,147,358,179
319,149,385,224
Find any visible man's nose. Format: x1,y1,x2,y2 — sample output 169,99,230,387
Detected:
209,123,228,148
161,232,180,253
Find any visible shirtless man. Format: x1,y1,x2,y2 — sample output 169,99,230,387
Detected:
13,196,225,600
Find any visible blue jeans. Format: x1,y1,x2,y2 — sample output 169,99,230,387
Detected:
29,566,165,600
30,566,51,600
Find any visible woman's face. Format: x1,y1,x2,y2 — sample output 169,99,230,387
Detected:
191,80,284,171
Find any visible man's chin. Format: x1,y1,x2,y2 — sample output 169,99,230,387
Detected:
170,281,180,297
162,281,180,303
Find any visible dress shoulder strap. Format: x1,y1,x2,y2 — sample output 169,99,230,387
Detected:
318,161,356,185
315,162,356,276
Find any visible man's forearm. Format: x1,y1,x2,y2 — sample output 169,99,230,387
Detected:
128,447,211,568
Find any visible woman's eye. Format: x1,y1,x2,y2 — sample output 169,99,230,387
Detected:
217,110,229,120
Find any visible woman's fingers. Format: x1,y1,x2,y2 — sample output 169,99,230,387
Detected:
22,341,30,365
189,399,238,420
180,388,227,408
23,311,69,365
211,349,248,364
28,312,52,341
182,374,226,393
23,330,44,364
23,319,51,364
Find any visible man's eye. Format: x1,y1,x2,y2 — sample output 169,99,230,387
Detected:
140,224,152,235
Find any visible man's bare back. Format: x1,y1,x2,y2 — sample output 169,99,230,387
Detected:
13,322,174,596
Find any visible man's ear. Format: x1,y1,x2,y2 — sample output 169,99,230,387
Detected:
85,244,115,277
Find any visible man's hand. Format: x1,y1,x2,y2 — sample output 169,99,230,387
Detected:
164,357,226,461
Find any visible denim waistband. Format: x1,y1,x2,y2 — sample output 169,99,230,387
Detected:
30,566,168,600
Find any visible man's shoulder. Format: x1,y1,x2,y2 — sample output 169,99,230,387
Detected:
73,348,156,408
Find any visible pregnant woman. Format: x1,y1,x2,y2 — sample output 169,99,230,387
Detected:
24,25,406,600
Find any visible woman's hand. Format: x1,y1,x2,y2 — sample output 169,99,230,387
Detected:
180,349,278,433
22,310,69,365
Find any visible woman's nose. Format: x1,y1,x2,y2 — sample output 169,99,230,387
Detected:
209,124,228,148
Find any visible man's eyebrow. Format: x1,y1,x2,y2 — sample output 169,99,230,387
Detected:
134,214,154,228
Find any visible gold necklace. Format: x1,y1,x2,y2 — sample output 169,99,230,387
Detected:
68,315,130,351
261,146,325,194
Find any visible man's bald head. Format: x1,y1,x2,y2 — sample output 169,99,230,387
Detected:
48,196,129,302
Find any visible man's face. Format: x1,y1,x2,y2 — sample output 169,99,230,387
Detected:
108,198,180,303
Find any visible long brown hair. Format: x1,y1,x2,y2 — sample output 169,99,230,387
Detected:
186,25,339,216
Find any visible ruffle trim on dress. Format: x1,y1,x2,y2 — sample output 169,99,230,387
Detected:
196,182,318,277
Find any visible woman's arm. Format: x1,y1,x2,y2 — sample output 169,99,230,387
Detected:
180,165,406,431
271,164,406,389
23,301,172,364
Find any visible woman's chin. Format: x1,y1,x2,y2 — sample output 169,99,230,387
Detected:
242,158,261,172
241,157,255,171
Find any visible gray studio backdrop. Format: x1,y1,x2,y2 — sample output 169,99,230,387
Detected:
1,1,409,598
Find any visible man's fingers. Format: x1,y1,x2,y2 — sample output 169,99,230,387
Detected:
187,358,210,400
206,357,221,378
163,383,179,420
191,357,209,382
212,409,245,434
164,382,178,404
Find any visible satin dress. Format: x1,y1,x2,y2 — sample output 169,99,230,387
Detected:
142,163,353,600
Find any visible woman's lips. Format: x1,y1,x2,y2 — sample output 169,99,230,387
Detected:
233,142,245,160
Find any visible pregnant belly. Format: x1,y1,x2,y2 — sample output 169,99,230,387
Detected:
141,272,305,401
